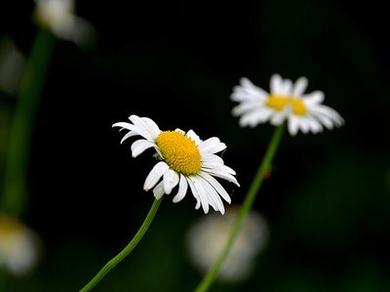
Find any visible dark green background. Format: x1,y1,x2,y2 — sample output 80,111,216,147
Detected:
1,0,389,291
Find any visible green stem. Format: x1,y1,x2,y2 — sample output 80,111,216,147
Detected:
79,198,163,292
1,29,55,215
195,125,284,292
0,268,7,291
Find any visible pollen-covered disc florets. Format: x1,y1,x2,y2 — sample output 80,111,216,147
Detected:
156,131,201,176
266,95,307,116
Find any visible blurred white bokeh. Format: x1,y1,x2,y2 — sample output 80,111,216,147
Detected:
34,0,94,45
187,206,269,282
0,214,40,276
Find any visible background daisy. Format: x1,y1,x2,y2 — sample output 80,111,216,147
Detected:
231,75,344,135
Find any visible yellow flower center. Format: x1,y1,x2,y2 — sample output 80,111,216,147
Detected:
266,95,307,116
156,131,201,176
0,215,23,237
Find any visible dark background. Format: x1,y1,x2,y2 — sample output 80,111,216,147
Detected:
1,0,389,291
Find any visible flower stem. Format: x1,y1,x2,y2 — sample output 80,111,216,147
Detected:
195,125,284,292
0,268,7,292
1,29,55,216
79,198,163,292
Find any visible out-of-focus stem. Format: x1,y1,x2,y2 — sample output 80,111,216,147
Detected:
1,29,55,215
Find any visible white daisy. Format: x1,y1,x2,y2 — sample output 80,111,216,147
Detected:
0,215,40,275
231,74,344,135
112,115,239,214
34,0,94,44
187,207,269,282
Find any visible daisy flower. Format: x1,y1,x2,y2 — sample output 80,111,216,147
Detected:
33,0,94,44
0,215,40,275
112,115,239,214
231,74,344,135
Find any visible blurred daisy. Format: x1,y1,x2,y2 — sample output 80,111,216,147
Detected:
33,0,94,44
0,215,40,275
187,207,269,282
113,115,239,214
231,74,344,135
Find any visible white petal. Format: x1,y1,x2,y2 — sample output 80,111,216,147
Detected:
141,117,161,138
144,161,169,191
199,172,232,203
172,174,188,203
232,101,263,116
112,122,136,131
239,111,262,127
184,176,201,209
310,104,344,127
240,78,268,97
120,131,137,144
186,130,201,145
297,116,316,134
202,167,239,186
231,78,268,102
112,122,153,142
279,79,293,96
239,108,273,128
186,178,203,212
201,154,224,168
129,115,159,140
195,177,219,212
131,139,156,158
270,111,287,126
197,175,225,214
299,118,310,134
312,113,334,129
231,91,255,102
303,91,324,105
292,77,308,97
152,181,165,199
217,165,237,175
163,169,179,195
306,116,323,133
254,107,274,121
270,74,283,94
202,160,236,175
200,137,226,154
187,177,210,214
288,115,300,136
322,106,344,125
